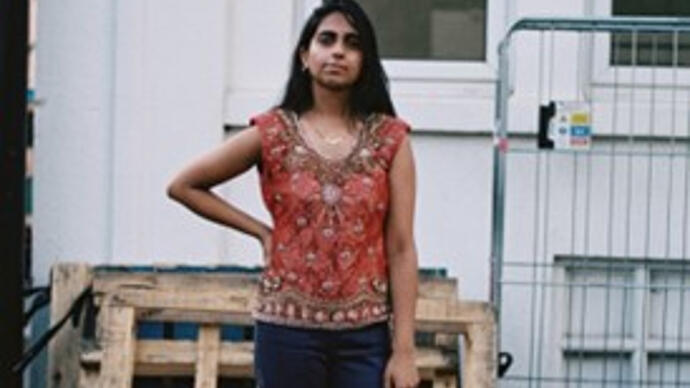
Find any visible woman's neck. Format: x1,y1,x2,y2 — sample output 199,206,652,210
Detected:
310,83,351,119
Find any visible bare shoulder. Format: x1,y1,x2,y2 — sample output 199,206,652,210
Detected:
222,125,261,156
209,124,262,173
379,114,411,134
168,125,262,191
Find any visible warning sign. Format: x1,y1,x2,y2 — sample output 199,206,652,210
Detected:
539,101,592,150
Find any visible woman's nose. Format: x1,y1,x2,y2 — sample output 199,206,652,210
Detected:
331,41,346,58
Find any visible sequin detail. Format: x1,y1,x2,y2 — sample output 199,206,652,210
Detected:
250,109,410,329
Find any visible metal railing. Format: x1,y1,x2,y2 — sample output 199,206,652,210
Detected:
492,17,690,387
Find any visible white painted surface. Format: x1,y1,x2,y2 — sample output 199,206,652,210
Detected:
30,1,690,387
108,0,227,263
34,0,227,285
33,0,689,307
34,0,116,285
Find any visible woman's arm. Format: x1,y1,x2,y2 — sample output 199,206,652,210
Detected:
384,135,420,388
166,126,272,245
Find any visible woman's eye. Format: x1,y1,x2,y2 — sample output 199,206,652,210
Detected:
346,37,361,48
317,34,335,45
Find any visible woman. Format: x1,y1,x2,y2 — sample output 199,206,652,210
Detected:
167,1,419,387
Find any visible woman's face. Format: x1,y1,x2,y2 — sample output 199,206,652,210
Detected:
301,12,363,92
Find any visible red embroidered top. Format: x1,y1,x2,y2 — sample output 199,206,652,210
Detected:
250,109,410,329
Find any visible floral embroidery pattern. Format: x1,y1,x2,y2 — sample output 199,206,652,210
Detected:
250,109,409,329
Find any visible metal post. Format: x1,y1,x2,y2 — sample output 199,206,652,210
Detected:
0,0,28,386
490,37,511,353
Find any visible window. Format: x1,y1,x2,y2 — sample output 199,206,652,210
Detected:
557,258,690,386
611,0,690,67
311,0,501,130
563,353,632,386
648,355,690,385
356,0,487,61
561,265,636,385
648,270,690,343
612,0,690,18
564,268,634,341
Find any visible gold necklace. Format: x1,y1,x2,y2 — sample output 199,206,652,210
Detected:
314,126,346,145
300,116,357,146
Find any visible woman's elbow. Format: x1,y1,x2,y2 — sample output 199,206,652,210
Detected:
166,179,186,201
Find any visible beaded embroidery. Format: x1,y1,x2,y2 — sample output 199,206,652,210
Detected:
251,108,409,330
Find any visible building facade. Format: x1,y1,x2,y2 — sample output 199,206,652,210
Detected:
33,0,690,386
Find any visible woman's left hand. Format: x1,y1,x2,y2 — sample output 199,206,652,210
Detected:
384,348,420,388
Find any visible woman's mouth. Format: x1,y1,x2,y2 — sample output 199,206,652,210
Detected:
324,64,347,72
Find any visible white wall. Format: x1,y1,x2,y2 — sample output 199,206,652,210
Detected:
34,0,117,285
31,0,690,385
34,0,689,302
34,0,227,285
34,0,501,301
108,0,227,263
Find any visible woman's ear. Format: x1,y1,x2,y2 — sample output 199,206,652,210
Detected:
299,48,309,70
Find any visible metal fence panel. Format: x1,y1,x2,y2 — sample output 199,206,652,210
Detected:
492,17,690,387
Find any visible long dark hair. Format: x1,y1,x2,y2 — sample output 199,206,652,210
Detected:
278,0,396,118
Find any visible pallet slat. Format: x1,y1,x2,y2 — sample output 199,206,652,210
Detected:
92,271,457,302
195,325,221,388
81,341,254,377
48,263,93,388
81,342,455,378
101,286,488,332
415,299,494,332
98,304,136,388
463,322,497,388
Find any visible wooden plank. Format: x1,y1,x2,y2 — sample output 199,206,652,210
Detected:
432,375,458,388
462,322,497,388
415,299,494,332
194,325,221,388
92,271,455,303
48,263,93,388
103,286,488,330
78,368,99,388
93,272,259,296
137,308,255,325
418,276,458,299
106,288,255,313
82,340,255,377
80,341,455,378
93,270,454,293
415,347,458,382
98,304,136,388
141,301,481,332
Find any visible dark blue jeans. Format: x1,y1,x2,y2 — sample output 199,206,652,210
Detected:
254,320,392,388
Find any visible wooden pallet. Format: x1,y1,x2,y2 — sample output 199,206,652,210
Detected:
48,263,496,388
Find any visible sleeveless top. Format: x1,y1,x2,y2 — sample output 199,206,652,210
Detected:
250,108,410,330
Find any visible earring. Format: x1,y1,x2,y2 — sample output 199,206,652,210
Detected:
302,63,309,73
